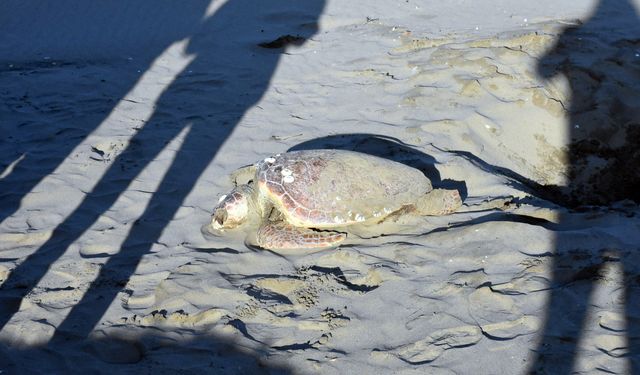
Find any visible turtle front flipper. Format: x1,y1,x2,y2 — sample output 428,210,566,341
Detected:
253,222,346,250
416,189,462,216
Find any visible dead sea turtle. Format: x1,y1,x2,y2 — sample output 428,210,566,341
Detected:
207,149,462,250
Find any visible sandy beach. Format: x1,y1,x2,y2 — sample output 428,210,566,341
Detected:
1,0,639,373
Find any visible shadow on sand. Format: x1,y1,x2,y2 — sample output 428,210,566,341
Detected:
0,0,325,368
530,0,640,373
0,328,293,374
0,1,212,231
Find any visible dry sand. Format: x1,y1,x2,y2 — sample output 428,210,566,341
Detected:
1,0,639,373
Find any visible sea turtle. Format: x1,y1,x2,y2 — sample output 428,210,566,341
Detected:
207,149,462,250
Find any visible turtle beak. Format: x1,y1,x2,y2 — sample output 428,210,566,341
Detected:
211,208,228,229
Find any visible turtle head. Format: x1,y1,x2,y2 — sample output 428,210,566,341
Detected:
210,185,254,230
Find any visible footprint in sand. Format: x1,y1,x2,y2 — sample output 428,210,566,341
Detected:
598,311,626,332
480,315,540,340
468,286,520,322
121,308,228,328
246,265,379,312
593,334,629,358
391,317,538,365
392,325,483,364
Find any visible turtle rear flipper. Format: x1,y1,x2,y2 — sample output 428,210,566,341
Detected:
252,222,345,250
416,189,462,216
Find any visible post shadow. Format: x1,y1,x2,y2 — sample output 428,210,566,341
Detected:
530,0,640,373
0,0,326,346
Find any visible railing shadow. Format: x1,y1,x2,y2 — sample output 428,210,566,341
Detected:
0,1,211,229
0,0,326,362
